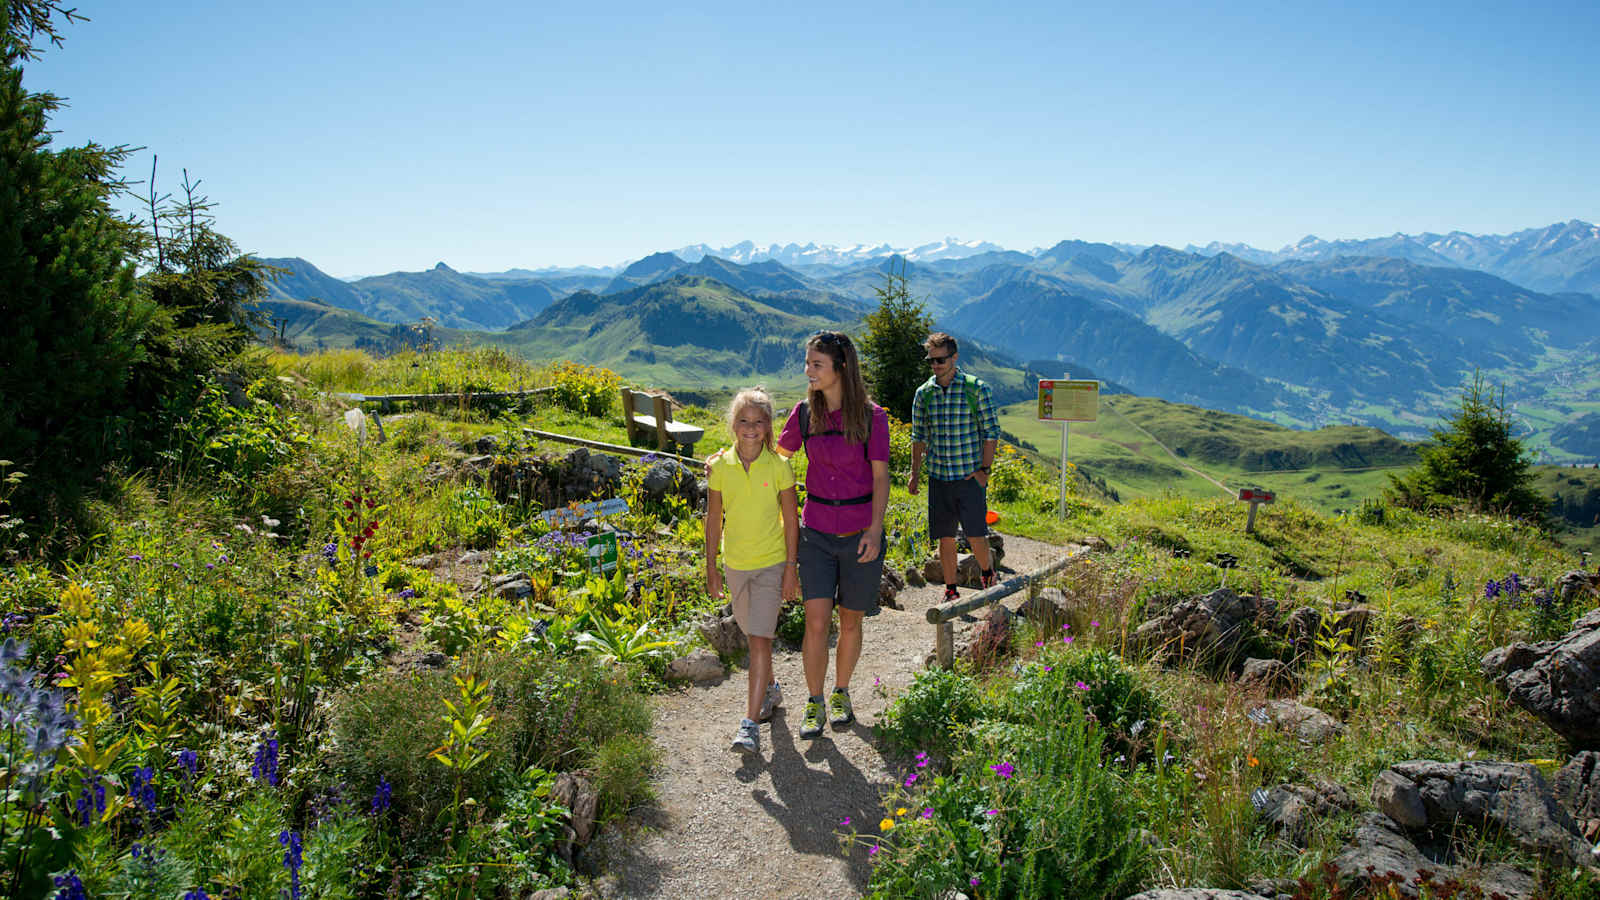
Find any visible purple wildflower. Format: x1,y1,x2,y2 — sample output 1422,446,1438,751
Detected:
904,773,917,787
921,808,933,819
280,829,304,899
53,871,88,900
371,776,393,814
989,761,1016,779
252,737,280,787
1075,681,1090,691
1484,579,1501,600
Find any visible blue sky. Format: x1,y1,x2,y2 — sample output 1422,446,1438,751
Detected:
25,0,1600,278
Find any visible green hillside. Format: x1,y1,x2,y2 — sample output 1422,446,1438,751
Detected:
1000,394,1418,516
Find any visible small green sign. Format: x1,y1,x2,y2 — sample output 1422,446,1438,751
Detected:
585,532,620,575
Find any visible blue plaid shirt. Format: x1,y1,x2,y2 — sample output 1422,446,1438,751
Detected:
911,368,1001,480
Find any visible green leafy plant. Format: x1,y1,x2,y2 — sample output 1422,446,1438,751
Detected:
877,666,984,759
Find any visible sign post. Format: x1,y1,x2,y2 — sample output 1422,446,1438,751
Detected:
1036,377,1100,517
1236,487,1276,533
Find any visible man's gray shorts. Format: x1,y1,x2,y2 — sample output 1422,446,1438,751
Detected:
929,476,988,541
797,527,882,616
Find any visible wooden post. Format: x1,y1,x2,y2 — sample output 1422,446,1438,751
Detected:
620,388,638,443
935,621,954,669
651,394,671,451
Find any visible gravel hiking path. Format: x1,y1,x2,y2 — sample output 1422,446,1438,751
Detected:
598,532,1078,900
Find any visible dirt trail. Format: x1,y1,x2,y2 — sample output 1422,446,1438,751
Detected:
597,533,1076,900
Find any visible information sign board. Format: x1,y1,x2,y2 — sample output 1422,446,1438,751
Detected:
1037,380,1100,422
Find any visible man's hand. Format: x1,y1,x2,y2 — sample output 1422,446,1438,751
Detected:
908,471,920,496
969,467,989,488
857,527,882,563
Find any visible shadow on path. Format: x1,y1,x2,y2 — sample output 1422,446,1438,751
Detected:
751,709,878,892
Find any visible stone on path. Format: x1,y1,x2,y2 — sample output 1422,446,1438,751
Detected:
665,649,724,683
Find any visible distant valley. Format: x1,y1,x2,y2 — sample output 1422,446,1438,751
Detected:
260,220,1600,463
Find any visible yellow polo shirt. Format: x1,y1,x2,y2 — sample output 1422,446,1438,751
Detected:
707,447,795,570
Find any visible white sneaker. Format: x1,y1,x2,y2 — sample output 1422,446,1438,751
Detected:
731,718,759,753
758,681,783,722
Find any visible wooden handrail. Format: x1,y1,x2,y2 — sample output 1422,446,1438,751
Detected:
928,547,1088,668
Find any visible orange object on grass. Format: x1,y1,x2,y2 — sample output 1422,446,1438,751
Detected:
985,509,1000,525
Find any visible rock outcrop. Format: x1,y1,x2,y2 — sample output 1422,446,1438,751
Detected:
1481,608,1600,749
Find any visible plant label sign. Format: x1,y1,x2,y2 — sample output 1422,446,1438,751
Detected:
539,497,630,528
585,532,620,575
1037,380,1100,422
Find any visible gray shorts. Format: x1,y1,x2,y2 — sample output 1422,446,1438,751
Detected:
929,476,989,541
797,527,882,616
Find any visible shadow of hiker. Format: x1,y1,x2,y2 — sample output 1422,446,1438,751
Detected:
751,710,880,892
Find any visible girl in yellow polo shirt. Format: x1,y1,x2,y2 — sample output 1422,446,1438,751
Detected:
706,388,799,755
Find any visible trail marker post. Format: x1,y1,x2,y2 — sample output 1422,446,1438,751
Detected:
1036,377,1100,517
1237,487,1275,533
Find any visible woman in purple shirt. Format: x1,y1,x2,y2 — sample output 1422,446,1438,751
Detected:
775,331,890,740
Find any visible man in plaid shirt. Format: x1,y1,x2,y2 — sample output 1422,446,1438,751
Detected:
908,332,1001,602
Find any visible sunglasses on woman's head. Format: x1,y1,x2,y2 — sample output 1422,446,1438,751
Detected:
812,331,844,345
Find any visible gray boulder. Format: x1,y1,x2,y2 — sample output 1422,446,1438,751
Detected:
641,458,701,505
697,614,747,657
1123,892,1271,900
1554,751,1600,844
665,649,724,683
1557,570,1600,603
1481,607,1600,749
1126,883,1273,890
1239,658,1296,695
1284,606,1322,655
880,567,905,610
1261,700,1344,742
1255,780,1356,844
1377,760,1595,868
904,565,926,588
1133,588,1271,665
1019,587,1076,632
1330,812,1541,899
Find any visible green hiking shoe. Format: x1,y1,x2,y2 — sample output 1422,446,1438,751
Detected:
828,688,855,727
800,699,824,739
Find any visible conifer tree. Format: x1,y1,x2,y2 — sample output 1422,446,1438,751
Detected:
0,1,149,490
1386,371,1546,521
860,257,933,421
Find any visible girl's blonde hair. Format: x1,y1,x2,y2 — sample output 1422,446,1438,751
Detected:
726,387,776,453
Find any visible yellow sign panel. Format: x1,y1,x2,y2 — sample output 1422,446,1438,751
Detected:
1037,380,1099,422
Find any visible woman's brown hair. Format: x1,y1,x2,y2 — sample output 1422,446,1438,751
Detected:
805,331,873,445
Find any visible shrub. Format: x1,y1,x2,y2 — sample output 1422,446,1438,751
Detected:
589,733,659,822
543,361,621,418
877,666,984,759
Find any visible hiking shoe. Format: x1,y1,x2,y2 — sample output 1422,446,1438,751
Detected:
980,570,1000,589
757,680,783,722
800,700,824,739
731,718,759,754
828,689,855,727
943,585,960,603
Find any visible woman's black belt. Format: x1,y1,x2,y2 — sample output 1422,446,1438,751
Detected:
802,489,872,506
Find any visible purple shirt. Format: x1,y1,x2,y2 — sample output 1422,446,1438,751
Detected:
778,402,890,534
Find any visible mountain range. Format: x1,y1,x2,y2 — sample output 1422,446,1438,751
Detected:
259,220,1600,461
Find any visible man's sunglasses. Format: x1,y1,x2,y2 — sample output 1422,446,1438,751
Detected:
925,354,951,365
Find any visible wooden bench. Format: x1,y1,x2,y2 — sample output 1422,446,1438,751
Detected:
620,387,705,458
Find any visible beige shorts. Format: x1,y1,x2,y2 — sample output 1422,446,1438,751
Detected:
727,561,786,639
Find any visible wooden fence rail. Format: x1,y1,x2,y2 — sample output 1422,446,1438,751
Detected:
926,549,1087,668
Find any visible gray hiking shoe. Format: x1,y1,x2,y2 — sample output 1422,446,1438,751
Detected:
758,680,783,722
828,688,855,727
800,700,824,739
731,718,759,754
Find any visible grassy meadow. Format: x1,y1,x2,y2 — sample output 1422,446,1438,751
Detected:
3,346,1596,899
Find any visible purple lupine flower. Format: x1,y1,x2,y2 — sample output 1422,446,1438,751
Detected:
398,587,416,600
1484,579,1501,600
129,765,157,814
371,776,393,814
177,748,199,780
280,829,304,899
183,890,211,900
321,542,338,564
53,871,88,900
1504,573,1522,596
252,738,280,786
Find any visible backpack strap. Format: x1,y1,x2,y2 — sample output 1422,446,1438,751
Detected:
796,399,872,505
